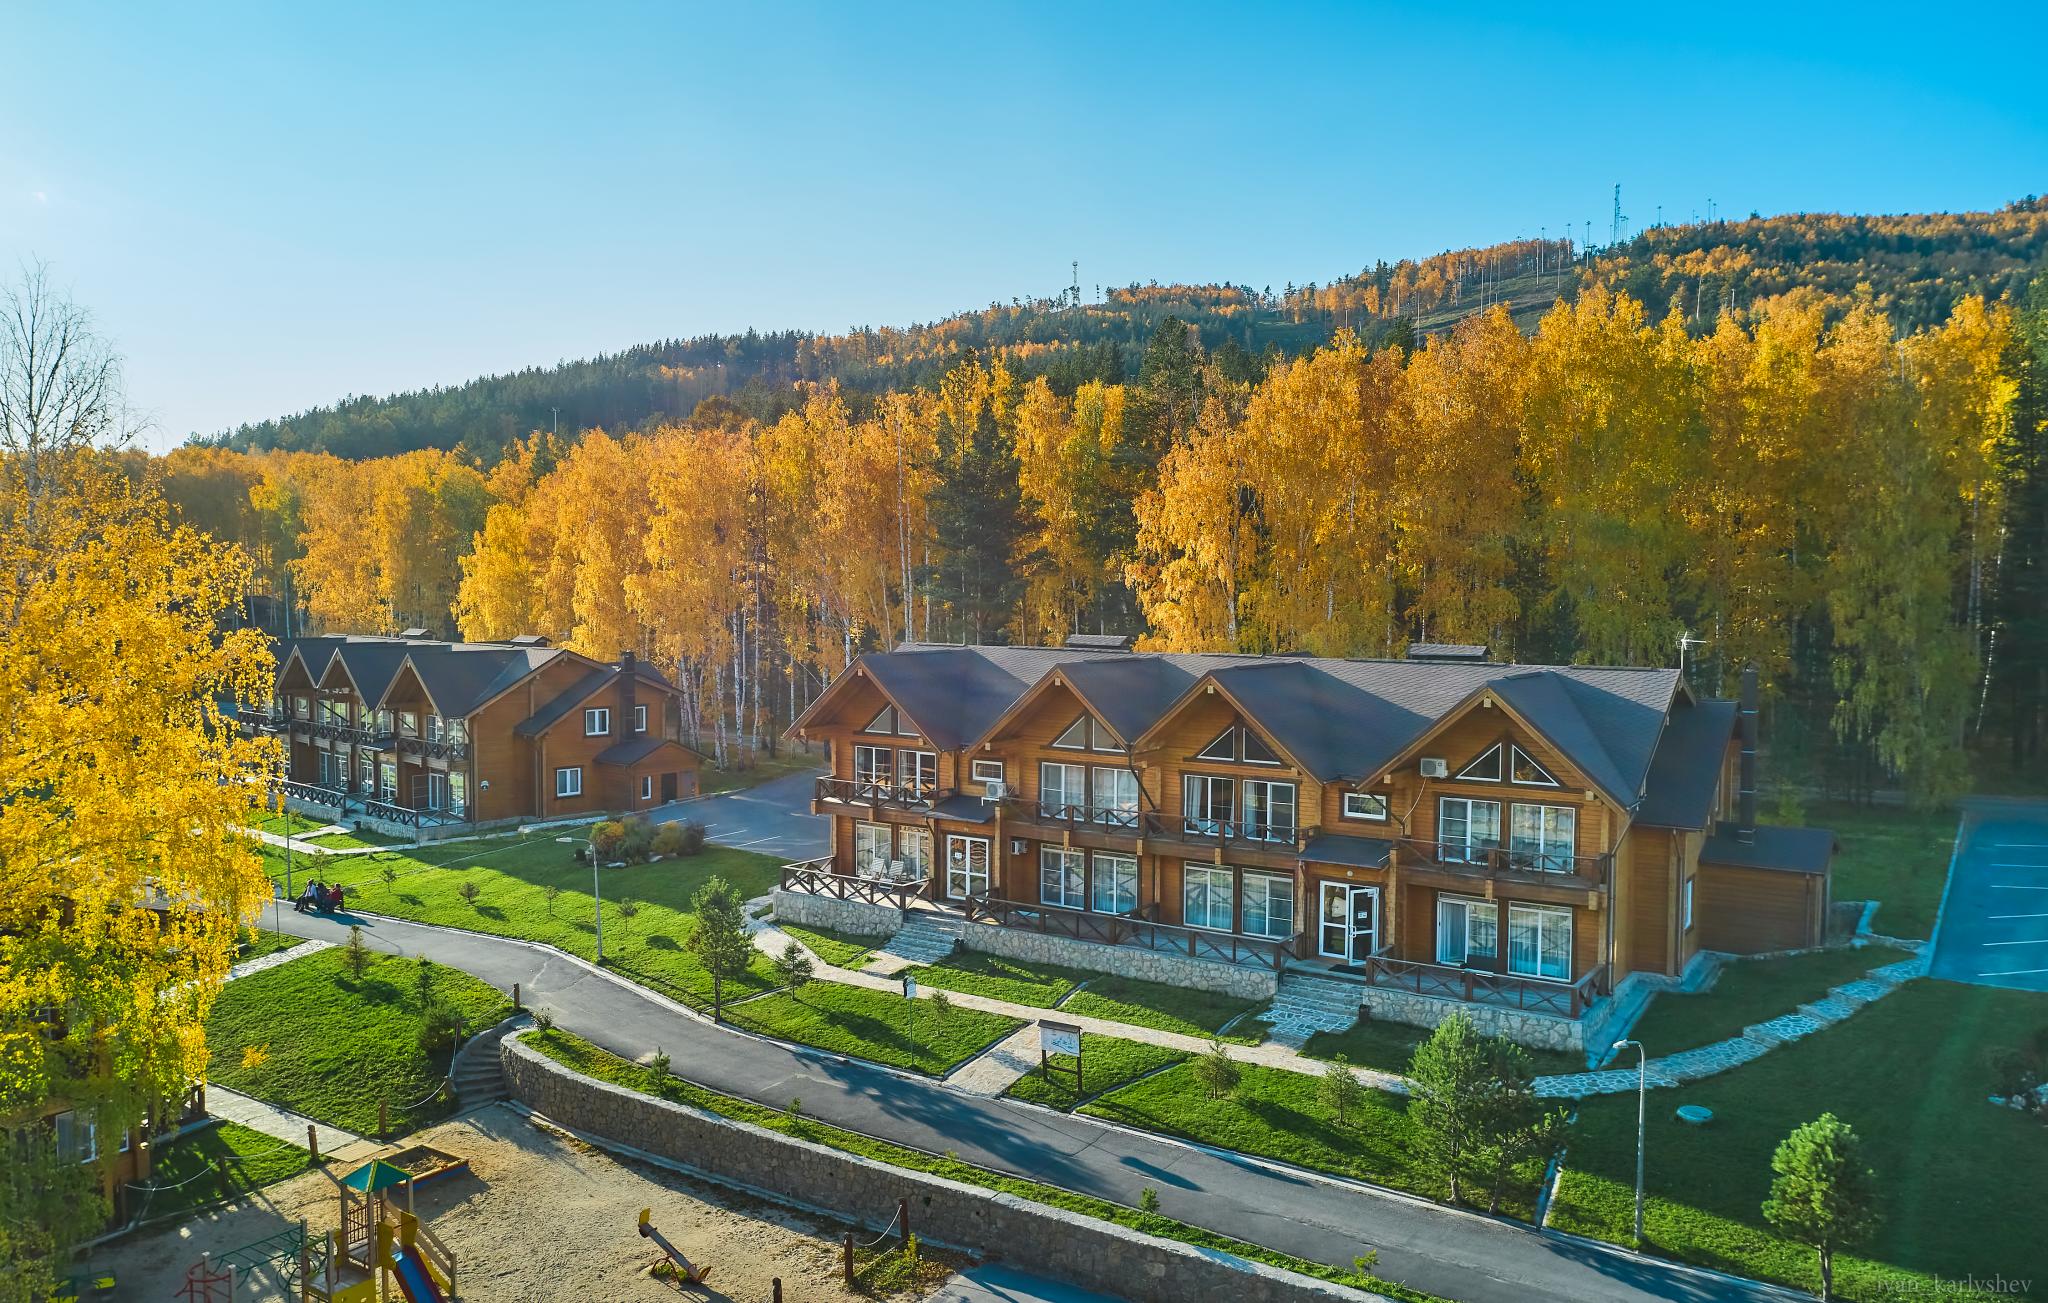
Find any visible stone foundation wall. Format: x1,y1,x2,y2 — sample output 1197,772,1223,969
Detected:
1359,986,1590,1053
771,888,905,938
956,920,1280,1001
501,1035,1383,1303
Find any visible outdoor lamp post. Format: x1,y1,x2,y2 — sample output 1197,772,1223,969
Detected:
590,828,604,964
1613,1038,1646,1249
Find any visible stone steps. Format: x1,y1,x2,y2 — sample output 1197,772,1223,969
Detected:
451,1016,523,1106
1259,974,1365,1047
877,914,964,967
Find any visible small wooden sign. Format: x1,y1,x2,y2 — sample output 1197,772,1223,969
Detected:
1038,1019,1082,1058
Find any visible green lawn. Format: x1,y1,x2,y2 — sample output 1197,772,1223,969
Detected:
1061,975,1266,1044
308,828,408,850
1004,1033,1186,1109
907,952,1090,1008
698,749,825,796
726,982,1022,1076
778,923,887,970
1807,801,1959,941
249,809,329,837
235,927,307,964
1549,980,2048,1300
1302,1017,1587,1079
1082,1058,1545,1219
204,947,512,1135
1626,946,1902,1057
522,1028,1445,1303
134,1121,317,1223
262,835,786,1010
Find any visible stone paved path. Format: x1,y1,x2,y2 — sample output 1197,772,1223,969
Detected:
947,1026,1044,1096
227,937,331,981
204,1084,378,1163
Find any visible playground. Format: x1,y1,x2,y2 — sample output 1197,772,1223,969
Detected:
80,1104,921,1301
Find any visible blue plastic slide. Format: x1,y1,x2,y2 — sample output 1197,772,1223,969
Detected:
389,1243,445,1303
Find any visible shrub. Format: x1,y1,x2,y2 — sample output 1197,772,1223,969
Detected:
379,864,398,893
620,817,655,863
542,883,561,915
651,821,688,857
588,820,627,861
240,1044,270,1071
648,1049,672,1078
1138,1187,1160,1214
677,821,708,856
774,940,815,1000
1193,1039,1241,1100
417,1000,466,1054
456,880,480,907
531,1009,555,1031
342,925,370,979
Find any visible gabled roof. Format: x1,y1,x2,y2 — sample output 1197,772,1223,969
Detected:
274,634,667,721
1701,825,1835,876
1485,671,1641,805
1634,698,1738,830
593,734,704,766
515,667,615,738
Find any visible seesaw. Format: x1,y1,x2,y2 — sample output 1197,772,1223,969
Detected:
638,1207,712,1287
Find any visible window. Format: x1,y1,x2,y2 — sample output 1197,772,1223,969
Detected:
640,775,653,801
945,835,990,900
1508,803,1577,873
358,750,376,791
1682,876,1695,930
376,708,393,734
1343,790,1389,821
1242,779,1297,842
1040,847,1086,909
1091,852,1137,915
853,744,894,791
1052,716,1089,750
1435,894,1499,966
379,761,397,802
1507,903,1573,981
1240,730,1281,766
1195,727,1237,761
899,750,937,797
1509,744,1559,787
448,718,468,745
399,710,419,737
634,704,649,733
1455,743,1503,783
971,759,1005,785
427,715,445,742
1183,864,1235,931
292,696,310,719
1182,774,1235,836
319,750,346,787
584,707,611,737
425,772,448,811
1240,871,1295,940
1092,766,1139,827
448,771,467,816
53,1110,96,1165
1039,761,1086,818
853,822,892,877
1437,797,1501,862
900,828,932,879
862,704,899,735
555,766,583,798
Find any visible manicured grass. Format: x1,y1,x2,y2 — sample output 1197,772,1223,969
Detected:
308,828,407,850
1082,1058,1544,1220
235,927,307,964
134,1121,317,1223
1808,801,1959,941
263,835,786,1010
249,809,328,837
204,947,512,1135
779,923,887,970
1004,1033,1186,1109
698,749,826,796
523,1029,1446,1303
1301,1017,1587,1079
907,952,1090,1008
1549,979,2048,1299
726,982,1022,1076
1626,946,1903,1057
1061,975,1266,1044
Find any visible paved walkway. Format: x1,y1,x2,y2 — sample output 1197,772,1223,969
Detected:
227,937,331,981
204,1084,378,1163
265,906,1801,1303
947,1026,1044,1096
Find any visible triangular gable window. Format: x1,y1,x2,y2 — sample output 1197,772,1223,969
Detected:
1195,727,1237,762
1456,742,1504,783
1089,719,1122,753
1052,716,1091,750
1241,729,1282,766
1510,744,1560,787
862,704,898,735
896,711,920,737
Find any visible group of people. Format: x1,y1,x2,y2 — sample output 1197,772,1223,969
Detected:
292,880,346,914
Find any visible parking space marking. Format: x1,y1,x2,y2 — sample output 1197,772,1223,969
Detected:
1990,861,2048,869
1983,966,2048,977
1990,913,2048,920
1990,884,2048,890
1992,842,2048,849
1983,938,2048,946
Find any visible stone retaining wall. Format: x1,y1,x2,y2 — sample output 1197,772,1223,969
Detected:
771,888,905,937
956,919,1281,1000
1359,985,1591,1052
501,1034,1384,1303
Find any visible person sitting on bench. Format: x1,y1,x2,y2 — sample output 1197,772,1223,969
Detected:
295,881,323,913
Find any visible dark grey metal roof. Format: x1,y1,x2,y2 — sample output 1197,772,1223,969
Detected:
593,734,700,766
1635,699,1738,830
1057,656,1201,744
516,667,615,738
278,635,568,718
1701,824,1836,875
930,794,997,825
1300,833,1395,870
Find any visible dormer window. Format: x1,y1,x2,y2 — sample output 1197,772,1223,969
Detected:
1193,724,1282,766
1051,715,1122,753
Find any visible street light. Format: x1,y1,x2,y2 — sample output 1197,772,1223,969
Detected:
1613,1038,1647,1249
589,828,604,964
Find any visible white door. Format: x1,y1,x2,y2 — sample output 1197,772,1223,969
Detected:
945,835,990,900
1319,883,1379,960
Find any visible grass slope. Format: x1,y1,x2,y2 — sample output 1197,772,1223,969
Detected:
1626,946,1902,1057
1060,975,1266,1043
1003,1033,1186,1110
138,1121,316,1222
906,952,1090,1008
1549,980,2048,1299
1302,1017,1586,1078
778,923,886,969
727,983,1021,1076
523,1028,1446,1303
205,947,511,1134
1808,802,1960,941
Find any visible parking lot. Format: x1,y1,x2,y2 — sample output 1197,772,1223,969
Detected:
1930,797,2048,993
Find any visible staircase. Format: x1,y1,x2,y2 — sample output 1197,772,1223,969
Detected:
1261,972,1366,1047
451,1015,524,1107
874,911,966,969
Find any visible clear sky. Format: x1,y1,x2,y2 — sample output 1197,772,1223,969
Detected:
5,1,2044,450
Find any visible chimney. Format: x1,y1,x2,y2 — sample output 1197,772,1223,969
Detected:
619,651,639,736
1736,665,1758,844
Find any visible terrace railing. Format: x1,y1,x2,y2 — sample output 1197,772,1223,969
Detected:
363,798,423,827
1391,837,1610,887
280,779,347,809
998,797,1144,833
1362,949,1607,1018
962,893,1297,972
813,776,947,811
779,858,929,909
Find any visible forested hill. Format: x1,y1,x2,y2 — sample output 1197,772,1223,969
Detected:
210,197,2048,463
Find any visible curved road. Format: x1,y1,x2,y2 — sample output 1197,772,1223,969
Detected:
268,907,1794,1303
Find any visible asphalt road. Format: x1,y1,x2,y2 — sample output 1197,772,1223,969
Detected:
1930,797,2048,993
650,766,829,861
268,907,1798,1303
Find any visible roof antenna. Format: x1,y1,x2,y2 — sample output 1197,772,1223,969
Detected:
1676,632,1708,679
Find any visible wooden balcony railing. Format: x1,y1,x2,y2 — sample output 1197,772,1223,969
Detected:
814,776,948,810
364,798,423,827
1141,810,1305,852
397,734,472,761
1391,837,1610,887
962,893,1298,972
779,858,929,909
312,720,377,745
997,797,1143,833
280,779,347,809
1362,948,1607,1018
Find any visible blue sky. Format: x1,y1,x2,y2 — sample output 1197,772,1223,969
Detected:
4,2,2044,450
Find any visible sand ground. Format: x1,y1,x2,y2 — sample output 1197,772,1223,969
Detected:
81,1103,937,1302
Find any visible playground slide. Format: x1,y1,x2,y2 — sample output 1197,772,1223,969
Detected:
388,1244,446,1303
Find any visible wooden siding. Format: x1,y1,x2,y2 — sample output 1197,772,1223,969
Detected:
1694,864,1820,953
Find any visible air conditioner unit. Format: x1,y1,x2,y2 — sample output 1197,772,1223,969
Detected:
982,779,1008,802
1419,757,1449,778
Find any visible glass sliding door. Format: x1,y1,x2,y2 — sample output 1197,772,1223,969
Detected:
1090,852,1138,914
1039,847,1085,908
1435,894,1499,966
945,835,990,900
1091,766,1139,828
1507,903,1573,980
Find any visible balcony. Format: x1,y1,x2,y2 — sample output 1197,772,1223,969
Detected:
779,858,929,909
1144,810,1304,854
279,779,348,810
1358,947,1607,1018
396,734,472,761
813,776,948,813
1391,837,1610,891
312,719,377,746
963,893,1298,972
997,796,1143,836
